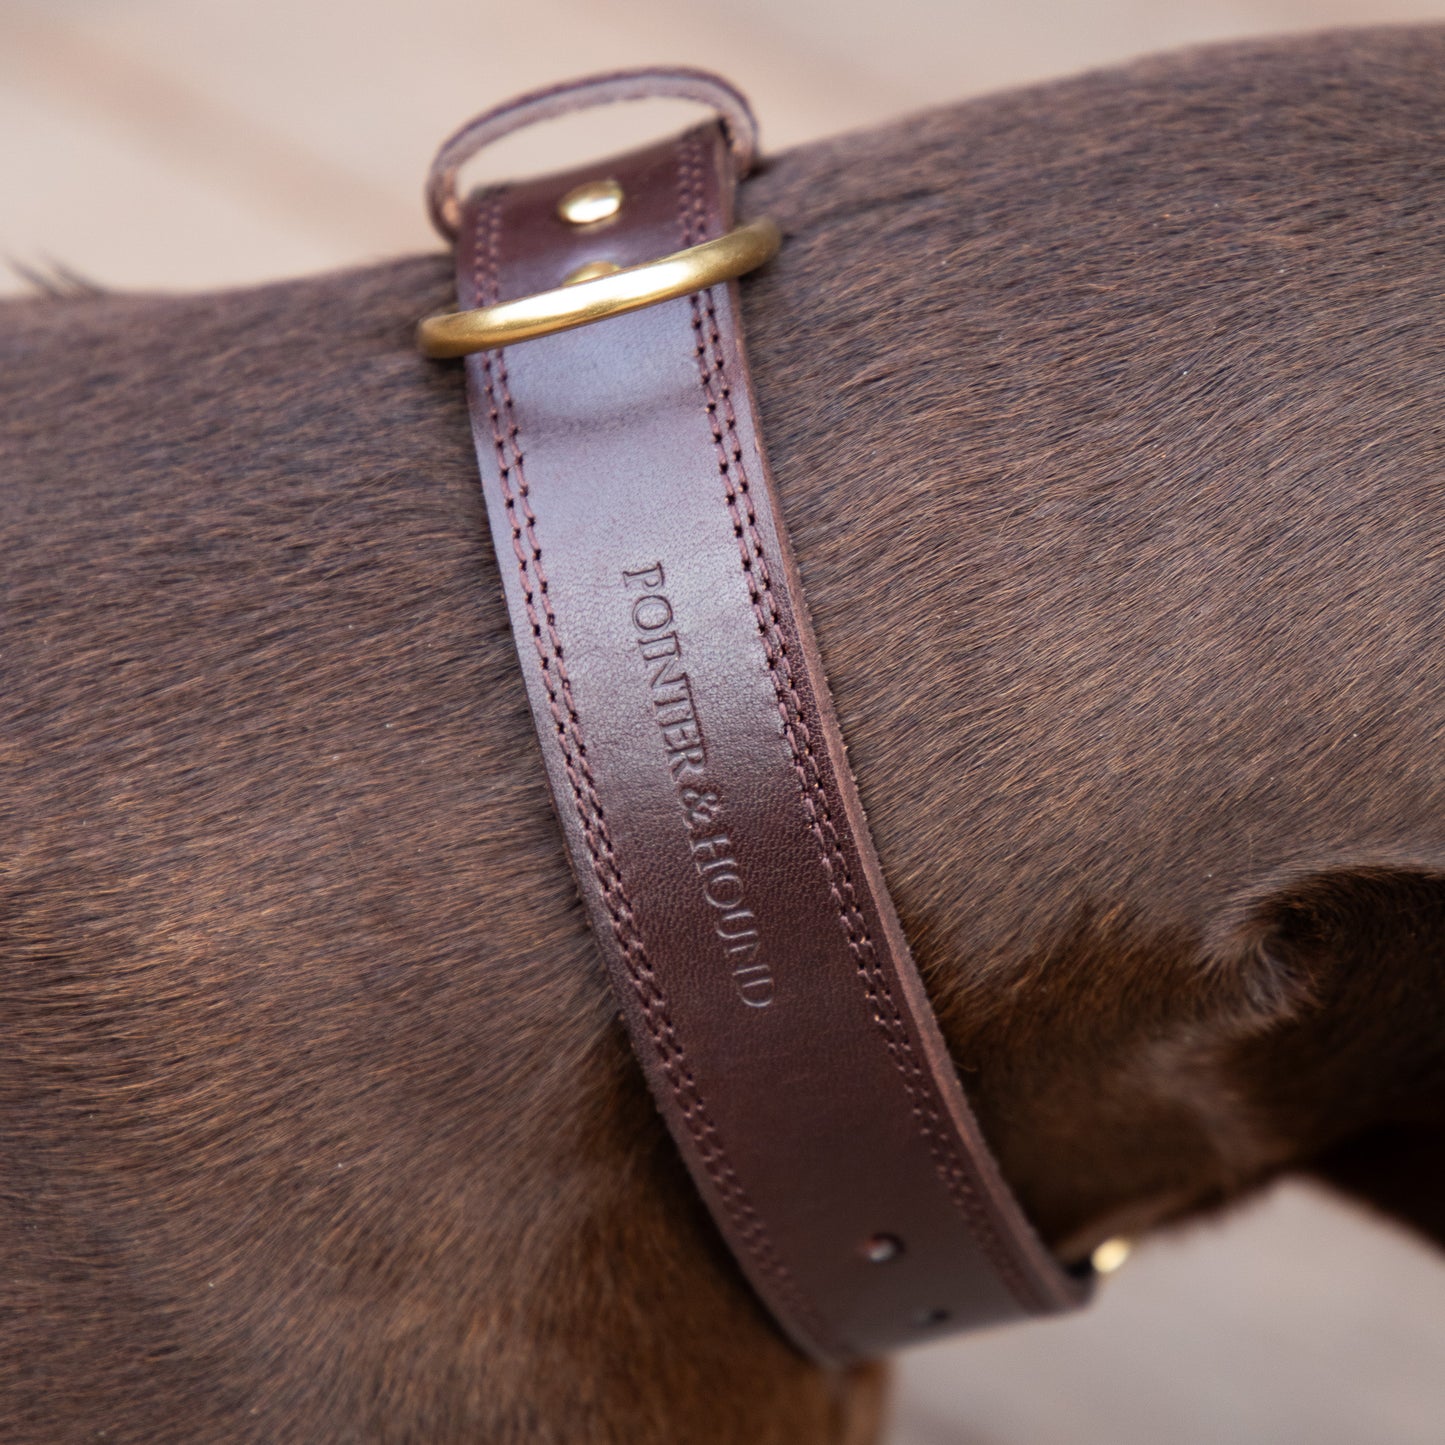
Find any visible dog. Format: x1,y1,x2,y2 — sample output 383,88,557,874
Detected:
3,24,1444,1444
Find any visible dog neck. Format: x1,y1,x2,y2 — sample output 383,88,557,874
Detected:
6,26,1445,1445
736,34,1445,1260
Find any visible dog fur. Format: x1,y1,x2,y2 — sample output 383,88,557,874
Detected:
3,25,1444,1444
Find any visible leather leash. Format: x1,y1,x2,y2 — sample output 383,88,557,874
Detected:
420,69,1090,1365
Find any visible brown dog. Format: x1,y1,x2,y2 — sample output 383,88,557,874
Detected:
4,24,1444,1444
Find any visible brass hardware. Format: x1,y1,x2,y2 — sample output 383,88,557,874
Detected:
860,1233,902,1264
564,259,622,286
1090,1237,1132,1275
417,217,781,358
557,178,623,226
426,71,759,239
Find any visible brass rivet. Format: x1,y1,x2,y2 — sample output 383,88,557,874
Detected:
1091,1237,1132,1275
563,259,622,286
861,1233,903,1264
557,178,623,226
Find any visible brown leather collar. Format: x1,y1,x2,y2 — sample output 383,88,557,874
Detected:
421,69,1090,1365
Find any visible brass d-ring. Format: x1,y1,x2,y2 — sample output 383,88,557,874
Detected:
416,217,781,358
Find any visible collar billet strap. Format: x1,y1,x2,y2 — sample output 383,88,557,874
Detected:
422,68,1090,1365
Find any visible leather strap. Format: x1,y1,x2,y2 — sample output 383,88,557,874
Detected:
434,73,1089,1364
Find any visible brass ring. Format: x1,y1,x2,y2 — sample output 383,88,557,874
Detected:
416,217,781,358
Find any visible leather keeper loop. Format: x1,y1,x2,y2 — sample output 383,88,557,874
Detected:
429,70,1090,1365
426,67,759,240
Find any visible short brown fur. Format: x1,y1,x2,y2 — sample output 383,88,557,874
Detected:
3,26,1444,1443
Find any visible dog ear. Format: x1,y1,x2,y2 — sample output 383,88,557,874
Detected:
1205,862,1445,1032
1199,873,1335,1036
1204,864,1445,1204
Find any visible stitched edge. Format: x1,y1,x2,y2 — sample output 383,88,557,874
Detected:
467,190,844,1359
676,135,1047,1316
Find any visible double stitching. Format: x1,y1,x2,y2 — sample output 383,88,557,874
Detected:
676,135,1046,1315
467,191,844,1360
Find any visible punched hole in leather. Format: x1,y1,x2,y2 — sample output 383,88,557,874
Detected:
424,69,1091,1365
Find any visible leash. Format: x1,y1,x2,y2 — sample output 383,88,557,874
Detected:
419,68,1091,1365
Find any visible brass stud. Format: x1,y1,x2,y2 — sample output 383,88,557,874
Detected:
1091,1237,1132,1275
860,1233,903,1264
557,178,623,226
563,259,622,286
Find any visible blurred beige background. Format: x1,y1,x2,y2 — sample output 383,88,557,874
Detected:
6,2,1445,1441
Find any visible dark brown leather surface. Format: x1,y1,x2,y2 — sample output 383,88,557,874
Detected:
444,85,1089,1363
